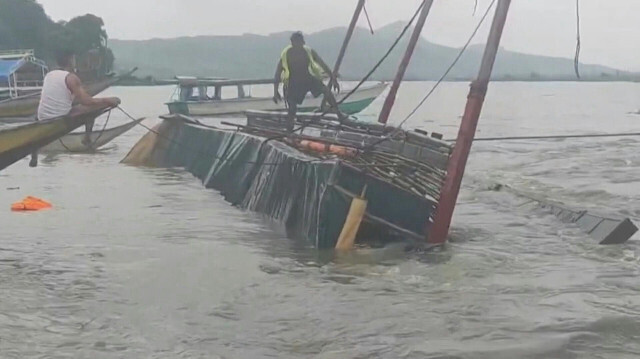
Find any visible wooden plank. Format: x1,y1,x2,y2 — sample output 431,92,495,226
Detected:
507,186,638,245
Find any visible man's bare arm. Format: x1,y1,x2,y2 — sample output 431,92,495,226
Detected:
66,74,120,107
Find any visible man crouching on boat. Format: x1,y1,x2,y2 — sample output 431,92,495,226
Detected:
30,49,120,165
273,31,343,130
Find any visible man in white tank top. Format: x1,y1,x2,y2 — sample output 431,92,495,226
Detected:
38,50,120,139
31,50,120,166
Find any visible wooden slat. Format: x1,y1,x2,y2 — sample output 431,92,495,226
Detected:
329,183,425,242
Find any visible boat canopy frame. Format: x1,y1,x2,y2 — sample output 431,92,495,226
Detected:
0,49,48,99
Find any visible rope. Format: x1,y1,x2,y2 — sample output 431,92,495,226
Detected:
449,132,640,142
325,0,426,112
313,0,425,121
574,0,581,79
363,3,375,34
88,109,111,148
57,109,112,151
361,0,497,153
400,0,496,128
57,135,73,152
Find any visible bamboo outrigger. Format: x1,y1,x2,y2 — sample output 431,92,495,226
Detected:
0,106,112,171
40,117,144,153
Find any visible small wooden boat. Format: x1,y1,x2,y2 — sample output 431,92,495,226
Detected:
40,117,144,153
0,68,137,120
165,77,387,116
0,106,110,171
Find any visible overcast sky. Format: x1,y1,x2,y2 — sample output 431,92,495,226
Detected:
37,0,640,71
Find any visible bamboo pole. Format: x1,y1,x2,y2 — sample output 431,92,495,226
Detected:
335,185,368,250
378,0,436,124
329,0,366,90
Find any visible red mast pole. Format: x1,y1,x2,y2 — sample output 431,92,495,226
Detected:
378,0,435,124
428,0,512,244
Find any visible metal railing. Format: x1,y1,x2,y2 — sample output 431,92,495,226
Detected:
0,49,35,59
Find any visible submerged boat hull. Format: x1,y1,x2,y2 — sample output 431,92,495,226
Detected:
123,115,452,248
166,82,387,116
0,107,109,171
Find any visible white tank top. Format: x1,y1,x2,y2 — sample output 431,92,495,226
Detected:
37,70,75,120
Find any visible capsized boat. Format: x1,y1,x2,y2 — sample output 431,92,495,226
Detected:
123,111,453,248
165,77,387,116
40,117,144,153
0,67,137,120
0,106,111,171
123,0,519,249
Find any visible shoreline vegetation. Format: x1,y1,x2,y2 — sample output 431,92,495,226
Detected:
0,0,114,81
4,2,638,86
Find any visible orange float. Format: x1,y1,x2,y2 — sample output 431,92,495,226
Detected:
11,196,53,211
298,140,356,157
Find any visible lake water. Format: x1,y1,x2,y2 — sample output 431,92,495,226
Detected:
1,82,639,358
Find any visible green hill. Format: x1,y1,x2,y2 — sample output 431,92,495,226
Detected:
110,22,626,81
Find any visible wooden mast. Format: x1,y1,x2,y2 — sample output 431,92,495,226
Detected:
328,0,366,91
378,0,435,124
428,0,512,244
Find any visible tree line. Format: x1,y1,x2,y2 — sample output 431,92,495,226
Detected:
0,0,114,77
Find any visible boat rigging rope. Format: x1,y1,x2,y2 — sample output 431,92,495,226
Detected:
399,0,496,128
88,109,112,148
360,0,497,153
57,108,112,152
322,0,426,113
450,131,640,142
363,3,375,34
574,0,581,79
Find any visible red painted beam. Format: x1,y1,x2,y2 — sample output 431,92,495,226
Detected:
428,0,512,244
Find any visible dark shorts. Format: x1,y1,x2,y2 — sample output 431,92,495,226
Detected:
286,76,325,105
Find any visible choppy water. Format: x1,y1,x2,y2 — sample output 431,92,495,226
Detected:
1,82,639,358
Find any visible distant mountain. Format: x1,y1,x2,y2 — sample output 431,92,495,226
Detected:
110,23,625,81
